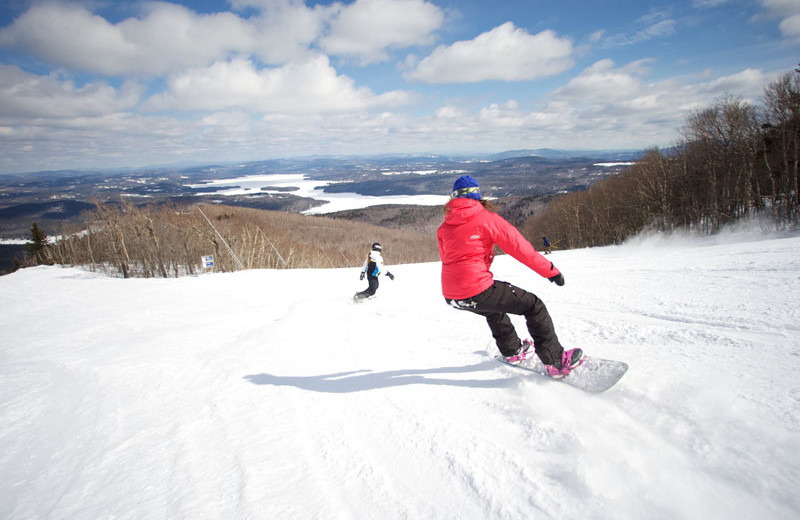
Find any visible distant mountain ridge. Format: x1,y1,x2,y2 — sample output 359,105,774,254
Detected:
488,149,642,161
0,149,643,178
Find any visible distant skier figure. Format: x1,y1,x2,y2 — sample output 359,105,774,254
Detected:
437,175,584,378
542,236,552,255
354,242,394,301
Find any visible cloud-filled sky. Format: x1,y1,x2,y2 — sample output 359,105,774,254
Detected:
0,0,798,174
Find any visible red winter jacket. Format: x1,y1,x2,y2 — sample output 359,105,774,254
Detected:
437,198,560,300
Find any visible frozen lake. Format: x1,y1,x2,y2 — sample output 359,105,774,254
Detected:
186,173,449,214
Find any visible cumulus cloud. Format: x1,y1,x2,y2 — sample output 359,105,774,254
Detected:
551,59,771,118
759,0,800,41
690,68,775,102
466,60,776,148
230,0,335,64
405,22,574,83
0,109,212,173
143,55,413,114
0,0,447,75
0,61,782,173
434,106,465,119
0,65,141,119
356,60,777,155
0,2,256,76
320,0,444,64
552,59,650,103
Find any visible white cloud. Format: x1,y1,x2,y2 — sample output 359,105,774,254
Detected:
0,104,209,173
0,67,783,174
691,68,774,101
434,106,465,119
779,15,800,41
759,0,800,17
320,0,444,65
0,0,446,75
491,61,775,147
636,19,676,40
693,0,730,7
0,65,141,119
0,57,781,174
552,59,649,103
0,2,256,76
758,0,800,41
354,61,777,154
554,59,765,116
231,0,335,64
143,55,413,114
405,22,574,83
589,30,606,43
753,1,800,42
599,11,676,47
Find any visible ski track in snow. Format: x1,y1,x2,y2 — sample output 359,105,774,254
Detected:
1,231,799,519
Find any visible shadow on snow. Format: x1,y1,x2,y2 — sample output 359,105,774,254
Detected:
243,360,517,393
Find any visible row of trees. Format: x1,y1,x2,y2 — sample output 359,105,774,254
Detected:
30,201,439,277
524,69,800,248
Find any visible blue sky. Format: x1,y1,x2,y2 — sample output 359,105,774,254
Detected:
0,0,797,174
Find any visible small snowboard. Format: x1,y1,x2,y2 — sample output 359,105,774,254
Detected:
494,350,628,393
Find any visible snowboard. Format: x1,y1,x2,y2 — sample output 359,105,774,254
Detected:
494,349,628,393
352,292,376,302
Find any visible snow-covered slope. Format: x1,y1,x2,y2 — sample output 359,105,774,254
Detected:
2,230,798,520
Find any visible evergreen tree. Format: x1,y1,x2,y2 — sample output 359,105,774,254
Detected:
27,222,51,265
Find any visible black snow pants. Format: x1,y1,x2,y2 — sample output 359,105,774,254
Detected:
356,275,379,299
446,280,563,365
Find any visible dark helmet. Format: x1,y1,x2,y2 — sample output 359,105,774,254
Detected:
372,242,382,251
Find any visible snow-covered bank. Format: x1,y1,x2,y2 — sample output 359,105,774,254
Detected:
1,232,798,519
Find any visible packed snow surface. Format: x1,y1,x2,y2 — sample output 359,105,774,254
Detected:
2,229,799,519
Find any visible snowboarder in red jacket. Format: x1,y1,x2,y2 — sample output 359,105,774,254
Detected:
437,175,584,378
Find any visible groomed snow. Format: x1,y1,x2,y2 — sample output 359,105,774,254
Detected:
2,228,798,519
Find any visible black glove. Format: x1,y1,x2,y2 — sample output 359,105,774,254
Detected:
548,273,565,286
387,272,395,281
360,272,365,280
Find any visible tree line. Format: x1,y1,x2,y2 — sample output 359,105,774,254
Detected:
24,201,440,277
524,68,800,248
